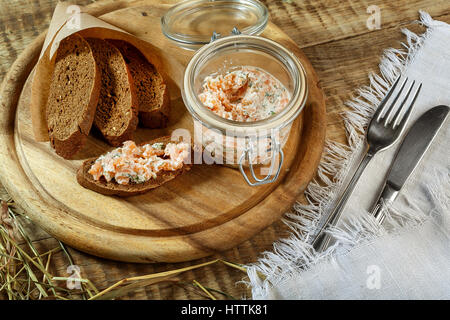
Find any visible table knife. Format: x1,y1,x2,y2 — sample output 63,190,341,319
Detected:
371,105,449,224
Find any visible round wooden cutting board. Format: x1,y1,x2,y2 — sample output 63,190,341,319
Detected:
0,1,326,263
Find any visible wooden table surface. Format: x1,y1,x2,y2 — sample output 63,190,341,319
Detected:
1,0,449,300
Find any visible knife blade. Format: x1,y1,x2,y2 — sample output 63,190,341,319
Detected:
371,105,449,224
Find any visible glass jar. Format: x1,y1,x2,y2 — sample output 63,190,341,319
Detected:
162,0,308,186
161,0,269,50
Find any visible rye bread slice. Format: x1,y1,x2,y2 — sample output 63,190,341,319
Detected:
85,38,138,146
107,40,170,128
76,136,192,197
45,33,100,159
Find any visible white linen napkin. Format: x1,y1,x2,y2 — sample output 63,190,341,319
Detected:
246,11,450,300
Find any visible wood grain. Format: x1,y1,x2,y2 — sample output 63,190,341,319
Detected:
1,0,449,300
0,2,325,263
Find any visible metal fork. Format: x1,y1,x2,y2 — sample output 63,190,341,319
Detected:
309,76,422,252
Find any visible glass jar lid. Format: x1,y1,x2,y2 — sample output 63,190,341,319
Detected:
161,0,269,50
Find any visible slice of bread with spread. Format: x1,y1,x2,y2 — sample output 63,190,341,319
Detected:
46,33,101,159
85,38,139,146
77,136,192,196
107,39,170,128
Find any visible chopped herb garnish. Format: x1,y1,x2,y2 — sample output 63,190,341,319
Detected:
152,142,165,150
128,174,144,184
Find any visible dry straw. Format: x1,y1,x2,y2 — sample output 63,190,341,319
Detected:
0,198,253,300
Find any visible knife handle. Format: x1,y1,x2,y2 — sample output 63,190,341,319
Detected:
371,183,399,224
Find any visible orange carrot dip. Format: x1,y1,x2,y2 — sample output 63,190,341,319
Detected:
198,66,290,122
88,140,189,185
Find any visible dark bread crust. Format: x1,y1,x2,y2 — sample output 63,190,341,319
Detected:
46,33,101,159
76,136,192,197
138,86,170,128
106,39,170,129
50,129,86,159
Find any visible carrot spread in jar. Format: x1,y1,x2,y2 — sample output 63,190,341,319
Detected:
198,66,290,122
88,141,189,185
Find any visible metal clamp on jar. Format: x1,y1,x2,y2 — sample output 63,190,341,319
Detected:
161,0,308,186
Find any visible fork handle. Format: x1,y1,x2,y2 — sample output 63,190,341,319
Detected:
312,150,374,252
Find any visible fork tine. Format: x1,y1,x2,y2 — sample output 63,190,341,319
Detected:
393,83,422,129
377,76,408,122
385,80,415,126
374,75,403,122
